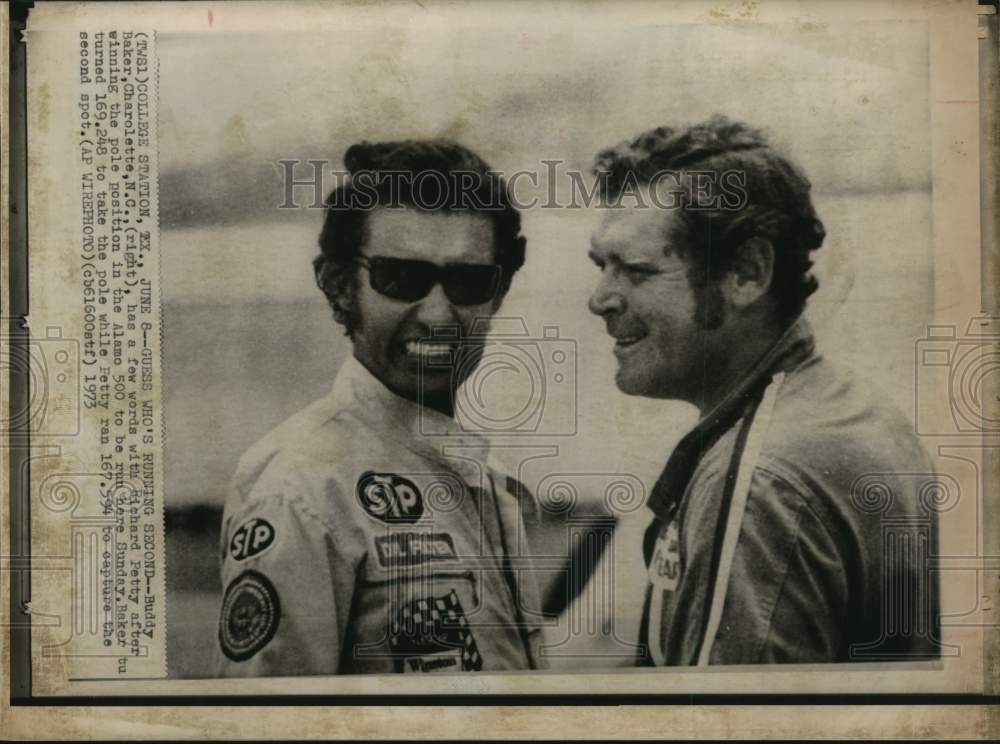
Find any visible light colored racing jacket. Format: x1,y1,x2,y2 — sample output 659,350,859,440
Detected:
641,318,941,665
214,356,543,676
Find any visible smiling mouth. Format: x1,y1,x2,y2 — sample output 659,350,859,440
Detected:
613,335,645,351
403,340,457,366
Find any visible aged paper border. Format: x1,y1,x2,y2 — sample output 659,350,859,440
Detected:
2,0,997,738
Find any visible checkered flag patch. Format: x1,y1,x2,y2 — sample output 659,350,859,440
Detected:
390,589,483,671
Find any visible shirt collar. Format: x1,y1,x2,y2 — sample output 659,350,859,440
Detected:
646,316,816,523
699,315,816,430
330,355,493,484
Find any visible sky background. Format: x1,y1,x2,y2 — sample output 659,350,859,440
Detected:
156,14,935,676
159,19,932,512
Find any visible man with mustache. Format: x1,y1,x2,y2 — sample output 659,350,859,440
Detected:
587,116,940,665
215,140,542,675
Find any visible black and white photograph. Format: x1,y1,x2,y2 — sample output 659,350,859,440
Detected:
158,5,956,680
6,0,996,736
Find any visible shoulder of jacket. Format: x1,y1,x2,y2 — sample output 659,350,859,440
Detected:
768,360,929,471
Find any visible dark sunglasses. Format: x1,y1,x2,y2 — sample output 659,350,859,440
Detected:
354,255,502,306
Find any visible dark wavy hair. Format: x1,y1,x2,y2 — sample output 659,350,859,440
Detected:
593,115,825,327
314,140,527,336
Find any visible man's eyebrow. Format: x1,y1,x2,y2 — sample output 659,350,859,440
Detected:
588,248,617,265
621,259,659,269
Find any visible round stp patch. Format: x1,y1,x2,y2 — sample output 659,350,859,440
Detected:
219,570,280,662
356,471,424,523
229,517,276,562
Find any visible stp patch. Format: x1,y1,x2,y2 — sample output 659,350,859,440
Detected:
229,517,276,561
219,570,281,662
356,471,424,523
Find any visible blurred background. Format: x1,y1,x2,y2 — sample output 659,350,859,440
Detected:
159,15,934,676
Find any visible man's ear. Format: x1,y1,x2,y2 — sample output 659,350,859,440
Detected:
720,236,774,311
318,266,358,331
332,277,357,326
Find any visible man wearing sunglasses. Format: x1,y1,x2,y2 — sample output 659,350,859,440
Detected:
215,140,542,676
588,117,940,665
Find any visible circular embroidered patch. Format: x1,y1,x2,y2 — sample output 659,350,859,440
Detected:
356,471,423,523
219,570,281,662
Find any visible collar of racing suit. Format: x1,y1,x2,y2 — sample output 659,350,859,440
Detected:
331,355,494,487
644,315,817,535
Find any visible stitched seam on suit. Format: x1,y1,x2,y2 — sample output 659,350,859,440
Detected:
753,491,810,664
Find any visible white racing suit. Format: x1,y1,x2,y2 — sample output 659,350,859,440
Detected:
214,356,543,676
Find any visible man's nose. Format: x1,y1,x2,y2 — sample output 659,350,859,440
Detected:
413,282,459,328
588,276,625,317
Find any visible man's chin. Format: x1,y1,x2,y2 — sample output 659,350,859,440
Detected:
411,369,456,404
614,368,647,397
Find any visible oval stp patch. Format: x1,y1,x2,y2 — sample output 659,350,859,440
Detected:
229,517,276,561
219,570,280,662
356,471,424,523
